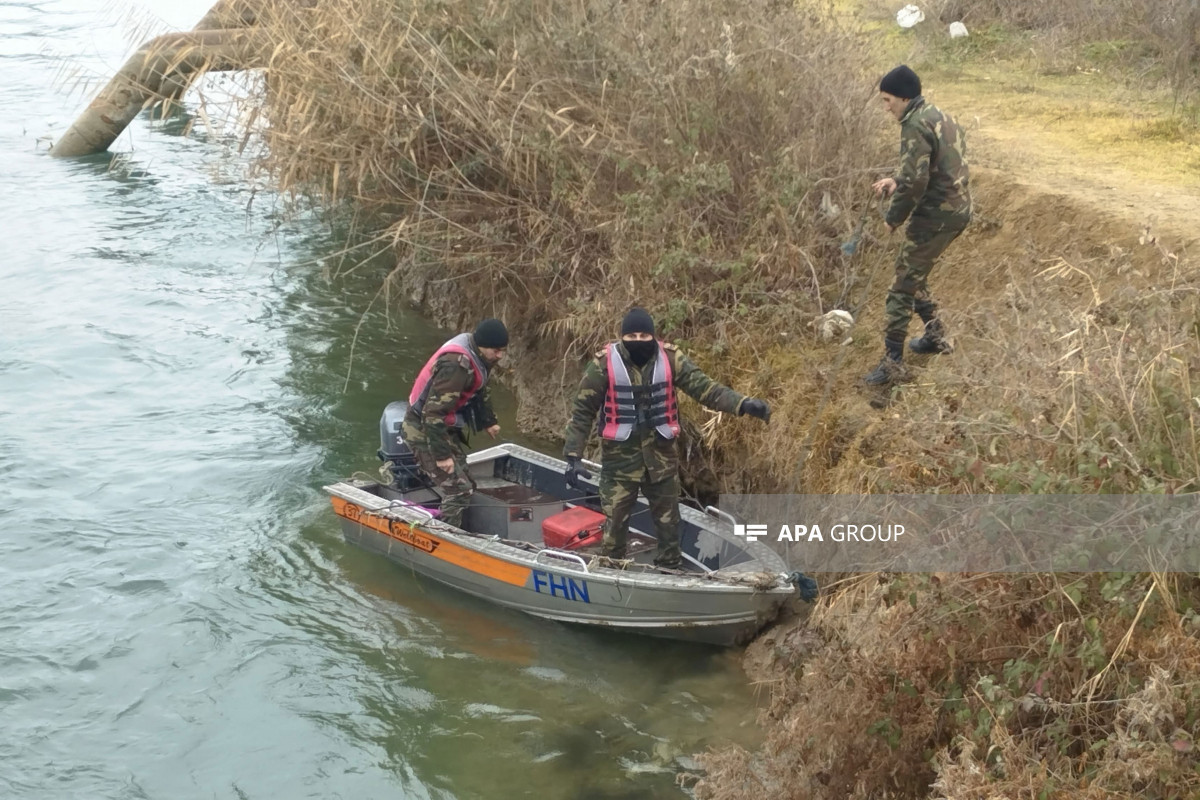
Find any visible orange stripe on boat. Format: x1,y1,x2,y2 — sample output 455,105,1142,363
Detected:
330,497,531,587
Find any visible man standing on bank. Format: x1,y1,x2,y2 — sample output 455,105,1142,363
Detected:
865,64,972,386
403,318,508,528
562,308,771,570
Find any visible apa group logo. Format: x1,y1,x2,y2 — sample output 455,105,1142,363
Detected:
734,522,907,543
733,523,769,542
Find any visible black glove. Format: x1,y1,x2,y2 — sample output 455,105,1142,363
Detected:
740,398,771,422
565,456,593,489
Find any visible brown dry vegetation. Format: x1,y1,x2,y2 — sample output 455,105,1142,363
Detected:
866,0,1200,103
698,572,1200,799
216,0,1200,796
682,171,1200,795
242,0,900,481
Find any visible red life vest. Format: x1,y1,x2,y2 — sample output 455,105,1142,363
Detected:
408,333,489,428
599,341,680,441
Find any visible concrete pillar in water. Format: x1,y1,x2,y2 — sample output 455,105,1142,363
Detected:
50,0,266,158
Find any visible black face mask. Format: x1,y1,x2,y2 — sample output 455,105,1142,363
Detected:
623,339,656,367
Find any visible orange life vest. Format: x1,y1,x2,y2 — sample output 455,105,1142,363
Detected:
408,333,489,428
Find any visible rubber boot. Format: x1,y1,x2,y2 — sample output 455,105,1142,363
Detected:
863,339,909,385
909,318,953,354
601,544,627,560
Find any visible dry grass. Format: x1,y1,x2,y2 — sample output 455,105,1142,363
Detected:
209,1,1200,797
866,0,1199,104
696,571,1200,799
235,0,1199,499
751,172,1200,496
245,0,888,353
230,0,913,499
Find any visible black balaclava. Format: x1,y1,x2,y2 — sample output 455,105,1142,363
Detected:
620,307,657,367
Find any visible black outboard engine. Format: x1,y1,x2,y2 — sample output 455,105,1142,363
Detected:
378,401,426,491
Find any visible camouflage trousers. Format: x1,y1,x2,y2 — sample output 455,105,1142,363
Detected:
884,221,967,349
599,467,682,566
401,416,474,529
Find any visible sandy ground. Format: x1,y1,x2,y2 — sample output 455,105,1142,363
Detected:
931,69,1200,250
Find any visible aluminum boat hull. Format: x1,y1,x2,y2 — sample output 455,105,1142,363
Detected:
325,444,796,646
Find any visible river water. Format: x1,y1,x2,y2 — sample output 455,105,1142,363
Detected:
0,2,763,798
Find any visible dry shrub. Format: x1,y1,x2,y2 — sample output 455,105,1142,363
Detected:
247,0,885,339
696,572,1200,800
233,0,902,485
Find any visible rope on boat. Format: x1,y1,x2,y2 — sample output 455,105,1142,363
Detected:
344,473,818,595
344,502,808,588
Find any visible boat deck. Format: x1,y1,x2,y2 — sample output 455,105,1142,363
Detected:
372,474,679,570
326,437,799,645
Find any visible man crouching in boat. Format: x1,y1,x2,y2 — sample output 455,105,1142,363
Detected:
403,318,508,528
562,308,770,569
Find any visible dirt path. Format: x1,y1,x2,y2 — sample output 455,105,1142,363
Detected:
930,67,1200,250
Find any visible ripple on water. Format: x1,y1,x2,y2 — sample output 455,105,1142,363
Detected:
522,665,568,683
463,703,542,724
109,579,170,596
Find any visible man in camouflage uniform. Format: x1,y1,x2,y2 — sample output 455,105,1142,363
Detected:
562,308,771,569
403,318,508,527
865,65,972,386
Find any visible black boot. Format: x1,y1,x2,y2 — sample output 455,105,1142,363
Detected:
863,340,909,385
600,541,627,560
909,319,953,354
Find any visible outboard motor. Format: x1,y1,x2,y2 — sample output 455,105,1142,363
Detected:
378,401,426,491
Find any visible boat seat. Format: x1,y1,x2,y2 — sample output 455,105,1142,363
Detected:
465,479,565,543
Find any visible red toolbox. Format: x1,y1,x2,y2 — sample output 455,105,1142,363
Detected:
542,506,606,550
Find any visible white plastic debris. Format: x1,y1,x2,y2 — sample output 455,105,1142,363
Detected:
949,21,969,38
896,4,925,28
819,191,841,220
810,310,855,342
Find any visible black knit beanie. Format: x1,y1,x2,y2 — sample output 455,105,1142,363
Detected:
473,318,508,348
880,65,921,100
620,307,655,337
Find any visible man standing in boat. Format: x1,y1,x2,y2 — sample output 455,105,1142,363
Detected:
562,308,771,570
403,318,508,528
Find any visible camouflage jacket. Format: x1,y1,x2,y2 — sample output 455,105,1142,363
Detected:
886,96,972,229
408,342,497,460
563,342,746,483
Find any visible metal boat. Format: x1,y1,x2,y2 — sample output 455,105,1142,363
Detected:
323,402,810,646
